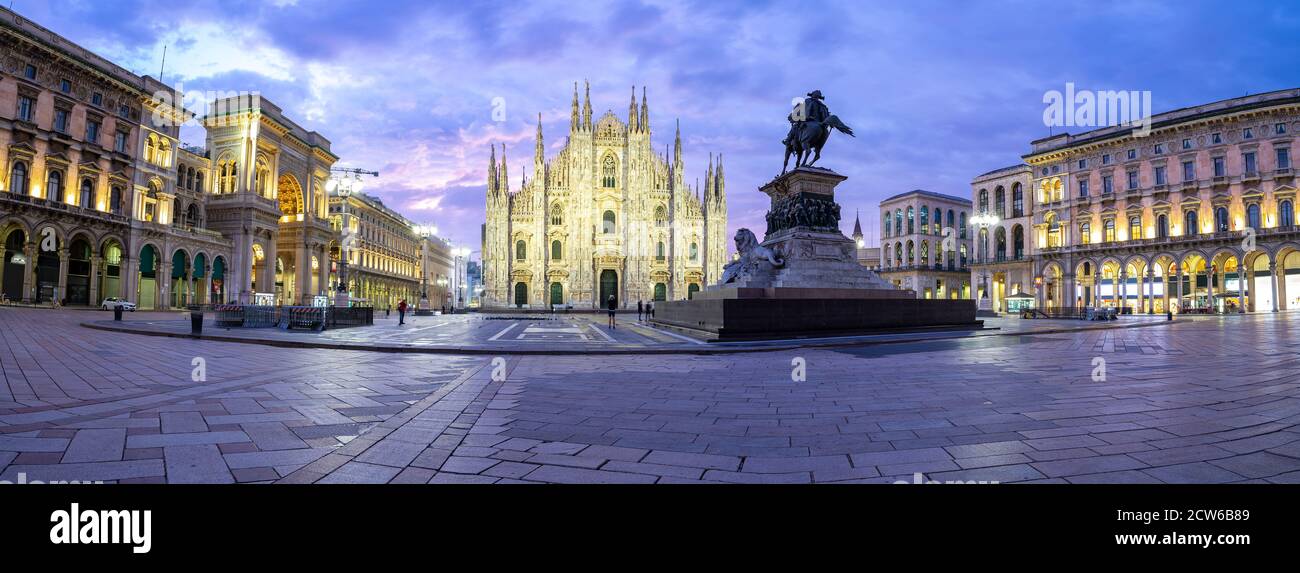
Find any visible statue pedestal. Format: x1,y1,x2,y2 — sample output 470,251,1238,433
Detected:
657,167,978,341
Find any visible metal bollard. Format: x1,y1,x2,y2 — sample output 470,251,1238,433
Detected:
191,310,203,334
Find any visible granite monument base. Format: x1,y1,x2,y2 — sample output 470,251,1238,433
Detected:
653,287,980,341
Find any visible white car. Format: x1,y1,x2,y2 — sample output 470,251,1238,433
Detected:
102,297,137,311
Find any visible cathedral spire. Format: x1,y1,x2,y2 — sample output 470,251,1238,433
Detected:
535,113,545,172
582,80,593,130
715,154,725,201
705,153,714,198
488,143,498,196
639,86,649,133
499,143,508,193
852,210,864,243
570,82,580,132
628,85,638,132
673,118,682,168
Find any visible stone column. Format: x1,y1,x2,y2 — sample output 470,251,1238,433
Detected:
317,244,329,297
89,255,102,306
1118,269,1126,311
1146,268,1155,313
57,248,69,304
1063,273,1077,309
122,255,137,304
184,264,194,307
297,243,311,304
1237,263,1246,313
1270,261,1280,312
22,243,36,303
1206,266,1215,314
1175,266,1183,313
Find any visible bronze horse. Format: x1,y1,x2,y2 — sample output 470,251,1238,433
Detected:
782,115,854,173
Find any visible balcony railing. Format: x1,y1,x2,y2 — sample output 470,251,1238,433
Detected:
0,191,129,225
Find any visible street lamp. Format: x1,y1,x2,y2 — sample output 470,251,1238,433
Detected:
970,212,999,311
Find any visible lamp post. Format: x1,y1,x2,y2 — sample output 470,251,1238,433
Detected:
326,167,378,306
970,212,999,312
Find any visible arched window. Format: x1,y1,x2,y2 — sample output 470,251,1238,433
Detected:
110,186,123,213
195,171,205,193
550,203,563,226
994,186,1005,218
1012,225,1024,259
1012,183,1024,217
1281,200,1295,228
960,243,968,267
173,197,183,226
959,212,967,238
978,189,988,212
1247,203,1261,230
1215,207,1229,232
10,161,29,194
1081,222,1091,244
516,240,526,260
946,209,955,232
656,241,665,261
1157,214,1169,238
46,169,63,202
689,242,698,261
906,241,914,265
551,240,562,260
894,209,902,235
145,134,157,164
1128,216,1141,241
187,167,195,190
1048,216,1062,247
602,155,616,188
906,206,915,234
79,178,93,207
1184,210,1198,235
920,241,929,265
883,214,891,238
994,227,1006,260
187,204,200,227
602,210,616,234
1104,219,1116,242
655,205,667,227
920,206,929,232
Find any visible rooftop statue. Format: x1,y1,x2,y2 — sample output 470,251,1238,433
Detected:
781,90,854,173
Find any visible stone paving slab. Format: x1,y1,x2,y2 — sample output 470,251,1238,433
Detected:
3,308,1300,484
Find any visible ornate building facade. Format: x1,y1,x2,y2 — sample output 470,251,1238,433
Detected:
1,7,233,308
968,164,1037,313
483,84,727,309
972,88,1300,315
877,189,973,299
327,190,426,309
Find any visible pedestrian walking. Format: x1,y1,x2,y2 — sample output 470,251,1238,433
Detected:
647,301,654,320
607,295,617,329
397,299,408,325
386,304,391,318
637,300,644,321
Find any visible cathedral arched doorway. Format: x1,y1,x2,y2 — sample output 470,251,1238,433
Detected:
599,269,618,308
653,283,666,301
514,282,528,307
550,282,563,306
687,283,700,299
99,239,122,301
212,256,226,303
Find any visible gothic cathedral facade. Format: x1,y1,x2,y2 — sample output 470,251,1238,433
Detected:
483,83,728,309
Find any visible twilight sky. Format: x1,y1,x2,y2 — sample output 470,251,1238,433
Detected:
19,0,1300,256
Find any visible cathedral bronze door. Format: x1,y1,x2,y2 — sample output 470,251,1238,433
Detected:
514,282,528,307
599,269,617,308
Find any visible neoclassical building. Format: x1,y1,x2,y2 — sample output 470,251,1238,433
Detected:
327,190,425,309
877,189,973,299
968,164,1037,313
1,7,232,308
1015,88,1300,314
483,83,727,308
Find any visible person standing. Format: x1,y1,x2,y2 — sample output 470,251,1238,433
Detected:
607,294,617,329
397,299,408,325
637,299,644,321
647,301,654,321
386,304,391,318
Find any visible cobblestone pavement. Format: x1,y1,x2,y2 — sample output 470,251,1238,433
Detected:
83,309,1174,354
3,307,1300,483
